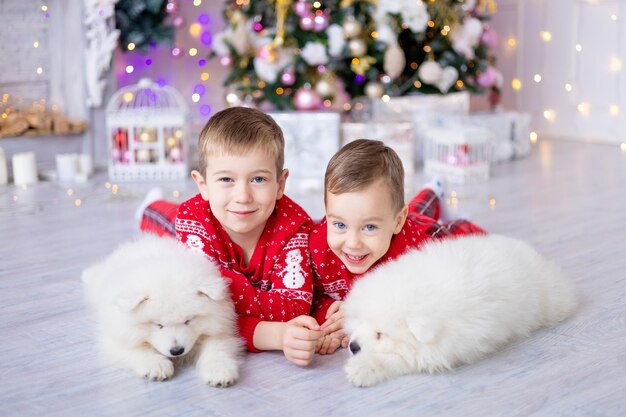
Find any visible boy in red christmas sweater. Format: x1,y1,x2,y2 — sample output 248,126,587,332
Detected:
310,139,486,354
139,107,321,366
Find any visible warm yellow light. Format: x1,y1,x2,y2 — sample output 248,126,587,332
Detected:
540,31,552,42
610,56,622,72
382,95,391,102
193,0,202,5
313,1,321,7
511,78,522,90
543,109,555,121
123,92,134,103
173,190,181,198
507,37,517,47
167,137,176,147
35,67,43,75
611,14,618,21
189,48,198,57
33,40,39,48
104,182,111,189
423,45,432,53
414,80,422,88
191,93,200,102
41,5,48,12
577,102,590,114
371,31,378,38
66,188,74,196
610,105,619,116
621,142,626,152
530,131,538,143
455,80,463,88
343,103,352,111
428,21,435,28
276,87,284,95
564,83,572,92
189,23,202,37
200,72,210,81
13,195,18,201
125,65,134,74
127,43,135,51
575,44,583,52
111,184,119,195
175,129,183,139
534,74,542,83
489,198,497,207
1,113,7,119
74,198,82,207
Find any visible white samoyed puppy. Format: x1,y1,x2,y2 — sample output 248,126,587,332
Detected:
82,235,243,386
343,234,577,387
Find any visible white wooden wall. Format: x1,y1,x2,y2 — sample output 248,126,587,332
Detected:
514,0,626,144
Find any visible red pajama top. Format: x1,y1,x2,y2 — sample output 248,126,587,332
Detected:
175,194,314,351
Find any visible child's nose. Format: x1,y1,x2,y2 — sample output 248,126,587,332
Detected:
234,183,253,203
345,231,362,249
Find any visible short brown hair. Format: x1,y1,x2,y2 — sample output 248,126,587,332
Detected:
197,107,284,177
325,139,405,212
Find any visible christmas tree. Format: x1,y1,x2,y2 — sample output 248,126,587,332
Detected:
212,0,500,111
115,0,175,52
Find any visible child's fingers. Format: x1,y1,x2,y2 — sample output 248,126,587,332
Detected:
325,301,343,319
291,315,321,331
321,318,343,334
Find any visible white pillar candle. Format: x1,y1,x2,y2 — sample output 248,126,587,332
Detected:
0,147,8,185
12,152,38,186
56,153,79,182
78,154,93,175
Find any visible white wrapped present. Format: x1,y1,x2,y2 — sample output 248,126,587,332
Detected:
341,121,415,182
372,92,470,162
269,111,341,192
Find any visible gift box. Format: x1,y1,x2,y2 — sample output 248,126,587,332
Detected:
341,121,415,182
269,111,341,192
372,92,470,162
423,125,494,184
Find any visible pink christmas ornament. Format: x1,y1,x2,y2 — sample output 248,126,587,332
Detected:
294,86,322,110
220,55,232,67
165,0,179,14
294,1,311,18
313,13,330,32
476,66,497,88
300,15,315,31
481,26,498,49
172,16,185,28
281,70,296,86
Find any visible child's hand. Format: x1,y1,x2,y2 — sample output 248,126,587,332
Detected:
321,301,345,335
282,315,323,366
315,333,342,355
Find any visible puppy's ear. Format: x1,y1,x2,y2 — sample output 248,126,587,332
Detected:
116,293,149,312
407,316,440,344
197,279,226,301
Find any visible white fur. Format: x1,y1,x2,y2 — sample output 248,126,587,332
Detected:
82,235,243,386
343,234,577,387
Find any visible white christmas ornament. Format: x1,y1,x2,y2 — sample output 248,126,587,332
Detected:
315,78,335,97
365,81,384,98
348,39,367,57
437,66,459,93
327,24,346,57
343,16,362,38
418,61,443,84
383,43,406,79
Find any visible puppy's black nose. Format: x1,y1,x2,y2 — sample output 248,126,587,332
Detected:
349,342,361,355
170,346,185,356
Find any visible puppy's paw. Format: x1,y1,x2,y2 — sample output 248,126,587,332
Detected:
344,357,387,387
197,357,239,387
135,356,174,381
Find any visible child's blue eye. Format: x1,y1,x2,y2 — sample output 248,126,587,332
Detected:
251,176,266,183
364,224,377,232
333,222,346,230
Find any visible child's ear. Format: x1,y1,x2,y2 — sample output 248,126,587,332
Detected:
276,169,289,199
393,204,408,234
191,170,210,201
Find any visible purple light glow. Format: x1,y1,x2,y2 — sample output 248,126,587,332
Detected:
157,79,167,87
198,59,207,67
355,74,365,84
200,105,212,116
201,31,212,46
145,59,152,66
253,22,263,32
193,84,206,95
198,14,210,25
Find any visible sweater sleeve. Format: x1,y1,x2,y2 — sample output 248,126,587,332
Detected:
311,292,335,325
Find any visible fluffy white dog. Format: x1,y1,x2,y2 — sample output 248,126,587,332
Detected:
82,235,242,386
343,234,577,387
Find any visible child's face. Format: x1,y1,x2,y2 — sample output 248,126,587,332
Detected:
325,179,407,275
192,148,287,244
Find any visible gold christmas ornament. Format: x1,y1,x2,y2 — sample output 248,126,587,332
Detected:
315,78,336,98
348,38,367,56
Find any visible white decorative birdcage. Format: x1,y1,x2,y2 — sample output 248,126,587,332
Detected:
423,125,494,184
106,78,189,181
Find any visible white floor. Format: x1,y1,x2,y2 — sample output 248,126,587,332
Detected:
1,139,625,417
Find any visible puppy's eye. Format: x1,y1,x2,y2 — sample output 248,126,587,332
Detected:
154,323,163,329
375,332,382,340
184,319,191,325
